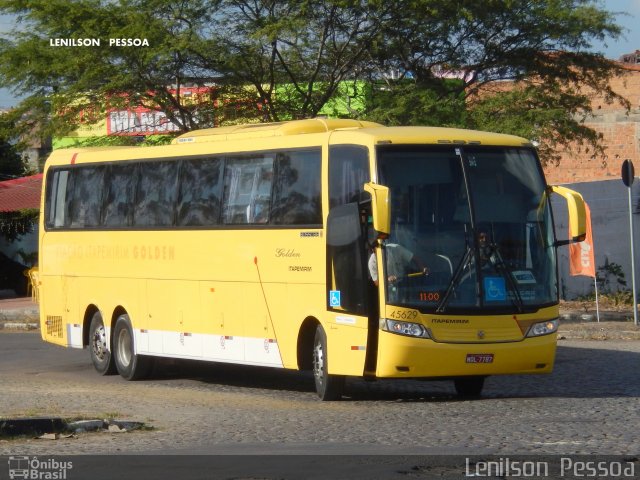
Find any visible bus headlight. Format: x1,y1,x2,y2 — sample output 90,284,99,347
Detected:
526,319,559,337
380,319,431,339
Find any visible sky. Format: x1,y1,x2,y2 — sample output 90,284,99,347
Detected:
592,0,640,58
0,0,639,109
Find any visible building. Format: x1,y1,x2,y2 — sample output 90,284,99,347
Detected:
545,62,640,185
0,174,42,295
547,55,640,299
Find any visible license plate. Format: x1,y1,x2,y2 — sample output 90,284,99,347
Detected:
466,353,494,364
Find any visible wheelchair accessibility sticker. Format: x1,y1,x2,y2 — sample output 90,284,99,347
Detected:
329,290,341,308
484,277,506,301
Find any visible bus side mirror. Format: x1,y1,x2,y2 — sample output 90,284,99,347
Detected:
364,183,391,238
549,185,587,244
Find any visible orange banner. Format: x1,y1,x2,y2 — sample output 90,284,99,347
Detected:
570,202,595,277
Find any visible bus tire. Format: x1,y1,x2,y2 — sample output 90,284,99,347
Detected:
312,324,344,401
454,376,485,398
89,311,116,375
113,314,152,381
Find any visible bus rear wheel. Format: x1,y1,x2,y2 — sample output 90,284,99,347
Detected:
312,325,344,401
89,311,116,375
113,314,152,380
454,376,485,398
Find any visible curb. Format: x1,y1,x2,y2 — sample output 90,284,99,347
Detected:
559,312,633,323
0,306,40,330
1,322,39,330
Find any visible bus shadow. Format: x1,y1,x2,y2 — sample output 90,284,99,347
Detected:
481,342,640,400
149,358,316,394
147,358,456,400
144,342,640,401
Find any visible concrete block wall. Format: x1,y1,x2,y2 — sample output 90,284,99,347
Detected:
552,180,639,300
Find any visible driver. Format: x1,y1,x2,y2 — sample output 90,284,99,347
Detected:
368,243,428,287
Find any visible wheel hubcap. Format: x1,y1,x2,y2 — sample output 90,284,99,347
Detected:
313,341,324,386
117,328,132,368
92,325,107,361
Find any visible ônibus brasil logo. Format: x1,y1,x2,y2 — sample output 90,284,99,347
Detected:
8,456,73,479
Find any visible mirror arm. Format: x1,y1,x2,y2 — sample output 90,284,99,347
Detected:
554,235,586,248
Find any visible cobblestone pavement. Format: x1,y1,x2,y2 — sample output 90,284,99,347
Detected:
1,332,639,457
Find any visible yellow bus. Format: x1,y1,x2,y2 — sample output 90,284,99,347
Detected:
39,118,586,400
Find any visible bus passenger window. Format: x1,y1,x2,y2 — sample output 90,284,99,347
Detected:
176,157,223,226
271,149,321,225
133,161,178,227
328,145,369,209
103,163,137,227
45,169,70,229
222,156,274,225
67,167,105,228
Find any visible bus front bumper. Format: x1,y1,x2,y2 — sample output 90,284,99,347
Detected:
376,330,557,378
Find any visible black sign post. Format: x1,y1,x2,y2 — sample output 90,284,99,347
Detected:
622,159,635,187
621,160,638,326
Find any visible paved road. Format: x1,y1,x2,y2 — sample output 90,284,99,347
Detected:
1,332,639,459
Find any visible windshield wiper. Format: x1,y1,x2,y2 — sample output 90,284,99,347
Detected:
436,243,474,313
436,240,525,313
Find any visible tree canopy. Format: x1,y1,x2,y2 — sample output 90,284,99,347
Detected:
364,0,628,164
0,110,30,180
0,0,628,164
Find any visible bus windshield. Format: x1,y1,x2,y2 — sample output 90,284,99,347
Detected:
377,145,556,313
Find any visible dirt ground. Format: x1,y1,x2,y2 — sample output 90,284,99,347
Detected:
560,296,636,314
558,320,640,340
558,299,640,340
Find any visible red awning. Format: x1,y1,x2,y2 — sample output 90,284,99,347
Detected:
0,174,43,213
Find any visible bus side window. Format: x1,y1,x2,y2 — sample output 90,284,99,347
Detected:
103,163,137,227
271,149,322,225
133,161,178,227
328,145,370,209
45,169,70,229
176,157,224,226
67,166,105,228
222,155,274,225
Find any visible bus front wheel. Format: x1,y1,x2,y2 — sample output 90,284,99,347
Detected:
113,314,152,381
454,376,485,398
313,325,344,401
89,311,116,375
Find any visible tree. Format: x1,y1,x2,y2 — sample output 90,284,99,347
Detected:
363,0,628,164
0,0,628,164
0,0,386,132
0,0,223,137
202,0,387,122
0,110,28,180
0,107,36,246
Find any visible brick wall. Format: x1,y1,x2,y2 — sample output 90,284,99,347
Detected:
544,65,640,185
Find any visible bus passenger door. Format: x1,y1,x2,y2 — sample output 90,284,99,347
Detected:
326,202,373,377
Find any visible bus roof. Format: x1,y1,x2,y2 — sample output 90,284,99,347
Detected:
339,126,533,147
45,119,534,167
171,118,382,144
172,118,532,147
